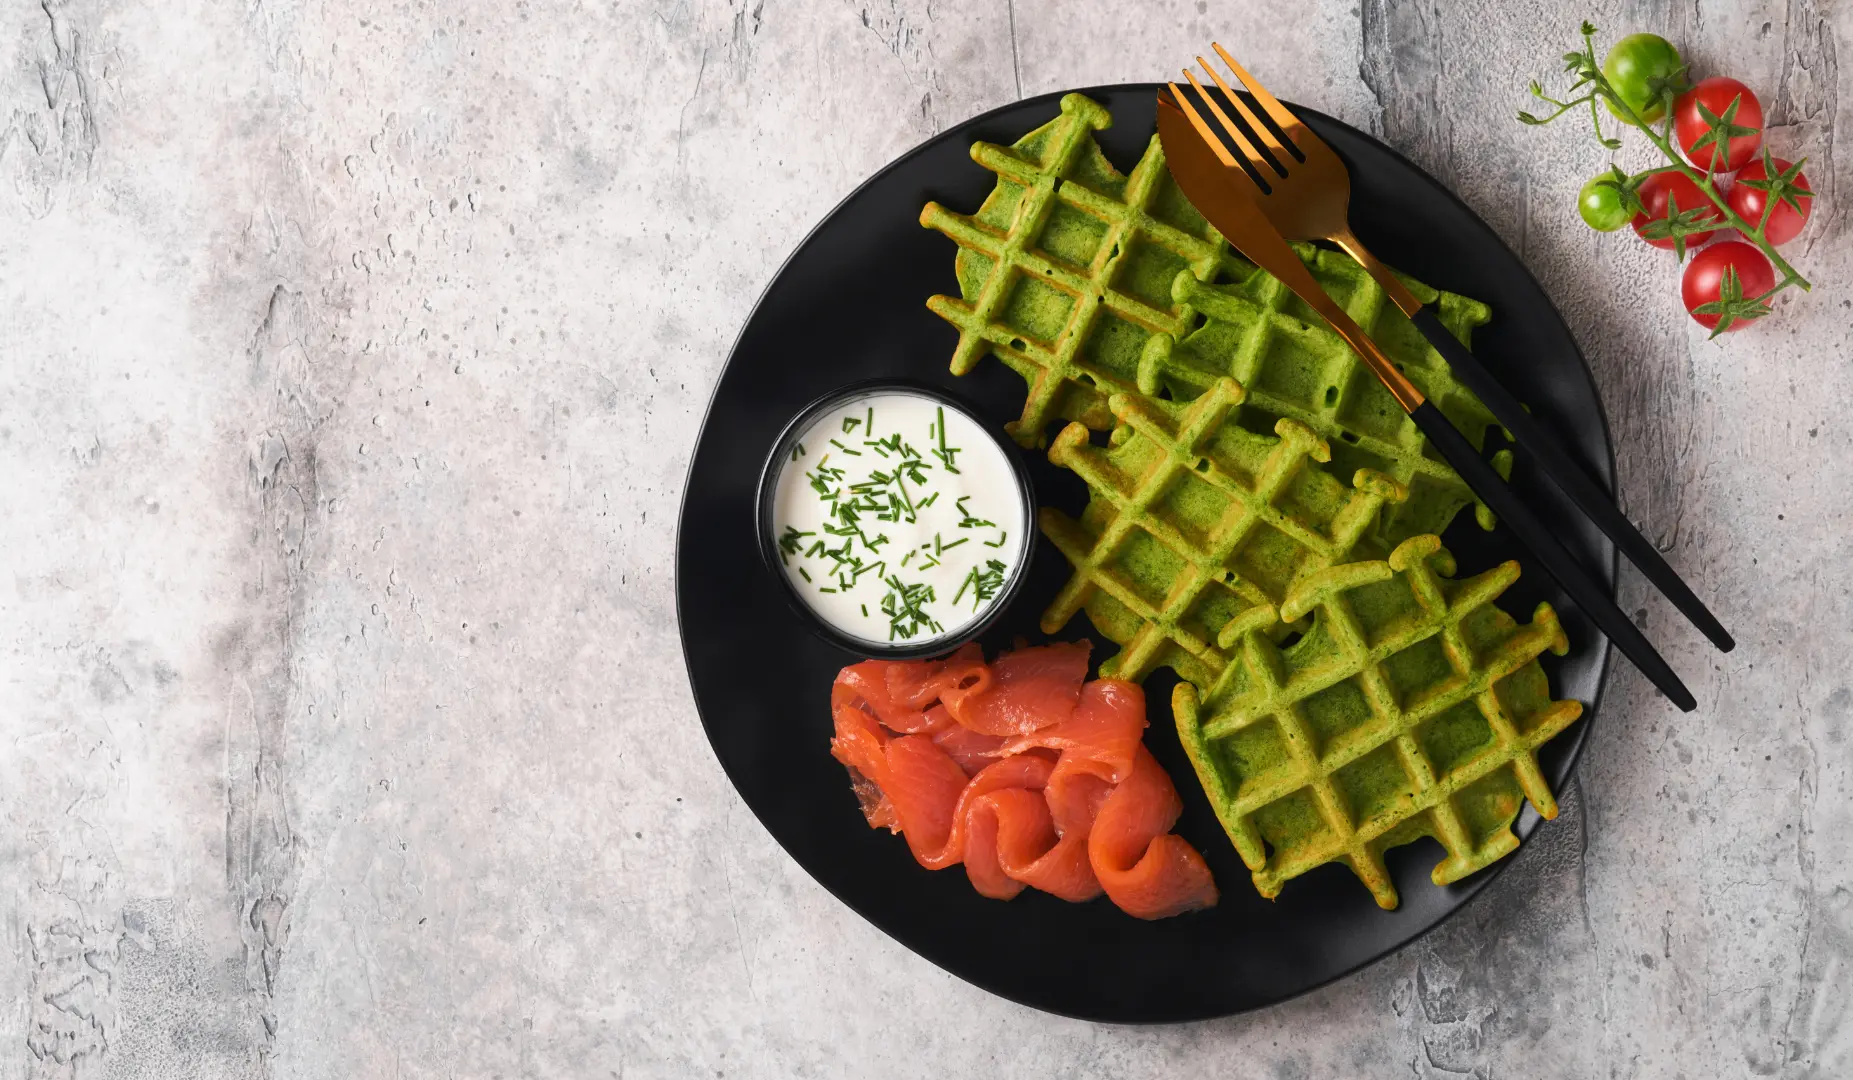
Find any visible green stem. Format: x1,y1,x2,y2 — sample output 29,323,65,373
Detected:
1757,182,1778,234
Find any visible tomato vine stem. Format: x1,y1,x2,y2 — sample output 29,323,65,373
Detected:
1520,23,1813,319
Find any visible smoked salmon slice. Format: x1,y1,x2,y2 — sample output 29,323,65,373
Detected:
829,686,897,831
829,642,1217,920
997,677,1146,782
931,720,1008,776
835,642,989,734
940,641,1090,735
881,736,972,866
964,788,1055,900
1090,747,1219,919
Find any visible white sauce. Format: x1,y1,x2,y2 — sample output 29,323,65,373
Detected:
771,391,1028,647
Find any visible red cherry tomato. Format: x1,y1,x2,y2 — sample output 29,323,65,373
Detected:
1681,241,1775,332
1728,156,1814,246
1674,77,1764,172
1632,171,1725,250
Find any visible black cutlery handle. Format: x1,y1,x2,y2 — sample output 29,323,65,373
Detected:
1409,306,1733,654
1408,401,1697,713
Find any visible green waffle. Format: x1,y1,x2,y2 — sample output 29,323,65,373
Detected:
1140,251,1510,548
1039,378,1407,689
920,92,1506,551
918,93,1242,447
1173,534,1584,909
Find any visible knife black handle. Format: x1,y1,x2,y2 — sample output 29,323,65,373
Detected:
1408,401,1697,713
1409,306,1733,654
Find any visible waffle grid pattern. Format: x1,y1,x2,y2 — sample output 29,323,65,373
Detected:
919,93,1240,446
1038,379,1406,689
1173,534,1584,908
1141,256,1509,547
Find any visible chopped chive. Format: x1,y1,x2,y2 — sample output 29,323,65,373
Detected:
798,567,812,583
893,474,915,519
984,530,1007,548
819,587,836,594
842,416,861,434
879,574,938,640
939,536,968,552
777,526,815,565
861,604,868,617
934,407,961,473
953,558,1008,610
792,441,806,461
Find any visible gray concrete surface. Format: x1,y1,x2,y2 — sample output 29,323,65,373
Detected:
2,0,1849,1076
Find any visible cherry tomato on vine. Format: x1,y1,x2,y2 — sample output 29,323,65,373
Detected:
1602,33,1687,125
1578,173,1634,231
1631,171,1724,250
1681,241,1775,333
1674,77,1764,172
1728,156,1814,245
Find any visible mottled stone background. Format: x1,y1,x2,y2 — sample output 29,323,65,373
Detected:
2,0,1848,1076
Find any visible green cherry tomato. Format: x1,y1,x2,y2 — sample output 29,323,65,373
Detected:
1578,173,1633,231
1602,33,1686,126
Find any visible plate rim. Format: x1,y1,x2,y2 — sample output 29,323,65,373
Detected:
675,82,1619,1022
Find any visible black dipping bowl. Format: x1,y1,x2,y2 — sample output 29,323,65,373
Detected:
755,379,1039,660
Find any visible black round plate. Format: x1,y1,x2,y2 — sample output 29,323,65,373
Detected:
677,85,1615,1023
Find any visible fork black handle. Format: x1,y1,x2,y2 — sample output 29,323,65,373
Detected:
1409,306,1734,654
1408,401,1697,713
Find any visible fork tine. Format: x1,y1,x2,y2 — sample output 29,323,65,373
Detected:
1197,55,1293,169
1181,70,1273,181
1212,43,1306,147
1166,84,1268,200
1164,83,1238,169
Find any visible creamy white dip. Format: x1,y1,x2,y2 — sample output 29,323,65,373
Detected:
770,391,1028,647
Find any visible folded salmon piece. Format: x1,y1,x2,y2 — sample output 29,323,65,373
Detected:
829,684,897,831
834,642,988,734
997,678,1145,783
1090,748,1219,919
940,641,1090,736
930,716,1008,776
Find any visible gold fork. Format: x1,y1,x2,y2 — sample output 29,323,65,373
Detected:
1159,67,1706,713
1178,45,1416,310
